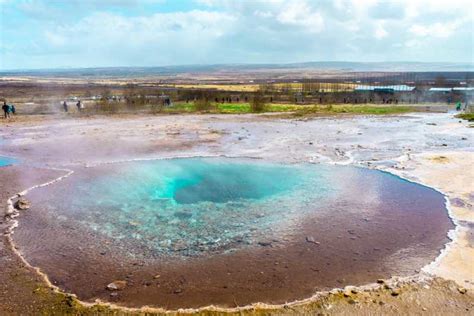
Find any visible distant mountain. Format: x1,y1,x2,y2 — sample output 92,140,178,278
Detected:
1,62,473,78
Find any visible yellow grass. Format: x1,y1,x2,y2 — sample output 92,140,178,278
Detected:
168,82,358,92
171,84,260,92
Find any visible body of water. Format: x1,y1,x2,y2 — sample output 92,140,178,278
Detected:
0,156,16,167
15,158,452,308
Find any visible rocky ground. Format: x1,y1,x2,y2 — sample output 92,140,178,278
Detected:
0,112,473,315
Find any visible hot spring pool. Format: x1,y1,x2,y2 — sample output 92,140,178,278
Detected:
63,158,339,256
15,158,453,308
0,156,16,167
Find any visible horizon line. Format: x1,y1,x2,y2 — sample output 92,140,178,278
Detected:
1,60,474,73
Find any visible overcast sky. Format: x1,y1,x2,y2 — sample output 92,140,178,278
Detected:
0,0,473,70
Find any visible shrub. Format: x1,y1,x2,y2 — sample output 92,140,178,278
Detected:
150,102,164,114
194,98,214,111
250,90,266,112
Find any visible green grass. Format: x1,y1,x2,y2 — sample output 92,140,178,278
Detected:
216,103,304,113
293,105,413,117
160,102,414,116
455,113,474,122
163,102,305,114
217,103,252,113
163,102,195,113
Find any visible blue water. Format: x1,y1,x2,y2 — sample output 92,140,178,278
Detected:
62,158,340,256
0,156,16,167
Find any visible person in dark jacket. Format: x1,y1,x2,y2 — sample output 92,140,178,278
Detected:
63,101,68,112
2,101,10,118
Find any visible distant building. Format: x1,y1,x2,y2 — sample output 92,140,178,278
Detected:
453,87,474,97
429,87,452,92
354,85,415,92
453,87,474,91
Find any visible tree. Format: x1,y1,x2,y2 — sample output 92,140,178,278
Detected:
250,89,266,112
194,91,214,111
435,75,447,87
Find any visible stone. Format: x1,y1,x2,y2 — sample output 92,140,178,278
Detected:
15,198,31,210
106,280,127,291
153,274,161,279
258,241,272,247
391,289,401,296
458,287,467,294
173,288,183,294
171,241,187,251
305,236,320,245
376,279,385,284
450,198,467,208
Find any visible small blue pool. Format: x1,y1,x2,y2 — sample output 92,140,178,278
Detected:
0,156,16,167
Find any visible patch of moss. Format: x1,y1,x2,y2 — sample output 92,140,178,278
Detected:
455,113,474,122
293,105,414,117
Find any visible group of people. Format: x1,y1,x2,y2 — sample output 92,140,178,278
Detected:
3,99,85,118
2,101,15,119
62,100,84,112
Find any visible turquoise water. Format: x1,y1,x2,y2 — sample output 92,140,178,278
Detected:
64,158,339,256
0,156,16,167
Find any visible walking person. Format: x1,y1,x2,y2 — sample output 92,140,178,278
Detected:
76,100,82,112
2,101,10,119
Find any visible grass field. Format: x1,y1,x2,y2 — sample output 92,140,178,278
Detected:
292,105,413,116
455,113,474,121
164,102,414,116
169,82,357,92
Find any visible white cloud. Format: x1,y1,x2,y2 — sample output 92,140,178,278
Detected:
276,1,324,31
409,21,465,38
405,39,421,48
1,0,473,69
374,21,388,39
44,31,66,46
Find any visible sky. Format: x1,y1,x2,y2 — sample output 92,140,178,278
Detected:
0,0,473,70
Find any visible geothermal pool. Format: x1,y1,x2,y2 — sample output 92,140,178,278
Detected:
0,156,15,167
14,158,453,308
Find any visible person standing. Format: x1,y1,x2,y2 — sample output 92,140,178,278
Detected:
76,100,81,112
63,101,68,112
2,101,10,119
